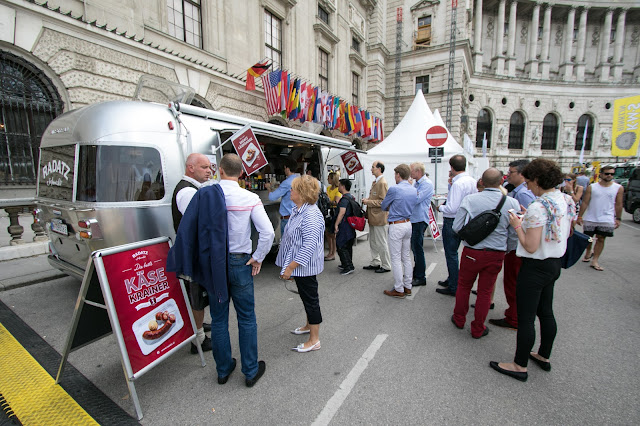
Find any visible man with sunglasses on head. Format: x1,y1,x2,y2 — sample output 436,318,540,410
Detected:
577,165,624,272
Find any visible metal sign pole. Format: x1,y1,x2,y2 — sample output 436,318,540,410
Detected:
435,148,438,194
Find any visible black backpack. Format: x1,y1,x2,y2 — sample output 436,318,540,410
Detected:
456,195,507,246
317,183,331,219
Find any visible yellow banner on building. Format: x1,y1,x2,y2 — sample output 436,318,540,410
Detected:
612,95,640,157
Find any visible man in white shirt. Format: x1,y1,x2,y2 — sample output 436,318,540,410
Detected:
436,155,477,296
211,153,275,388
171,153,212,354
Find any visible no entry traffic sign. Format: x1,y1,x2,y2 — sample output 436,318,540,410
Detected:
426,125,448,147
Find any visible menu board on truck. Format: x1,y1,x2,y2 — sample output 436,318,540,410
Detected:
229,124,268,175
341,151,363,175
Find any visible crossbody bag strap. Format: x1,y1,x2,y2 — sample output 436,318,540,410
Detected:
493,195,507,215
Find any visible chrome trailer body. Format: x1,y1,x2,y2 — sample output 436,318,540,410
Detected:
36,100,359,278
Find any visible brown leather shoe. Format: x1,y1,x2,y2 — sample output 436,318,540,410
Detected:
383,289,405,298
404,288,412,295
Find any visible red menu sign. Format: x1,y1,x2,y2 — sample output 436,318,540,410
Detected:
100,241,194,375
340,151,363,175
229,124,268,175
427,205,441,240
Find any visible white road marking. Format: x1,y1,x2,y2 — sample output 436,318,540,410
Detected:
406,262,436,300
312,334,388,426
619,221,640,231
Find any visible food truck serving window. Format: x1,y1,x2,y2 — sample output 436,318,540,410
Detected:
77,145,165,202
38,146,76,201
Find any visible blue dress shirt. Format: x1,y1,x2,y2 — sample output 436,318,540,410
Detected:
511,182,536,209
410,176,435,223
381,180,417,222
269,173,300,216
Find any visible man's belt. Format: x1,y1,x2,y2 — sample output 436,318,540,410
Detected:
281,215,290,219
389,218,410,225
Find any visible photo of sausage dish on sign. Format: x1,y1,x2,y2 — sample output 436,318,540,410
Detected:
132,298,184,355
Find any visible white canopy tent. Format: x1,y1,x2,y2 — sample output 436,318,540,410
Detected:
361,91,486,194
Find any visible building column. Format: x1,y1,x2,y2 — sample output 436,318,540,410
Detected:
525,2,540,78
560,6,576,81
575,7,588,81
540,4,552,79
474,0,484,72
612,9,627,82
506,1,518,76
596,8,613,82
493,0,506,75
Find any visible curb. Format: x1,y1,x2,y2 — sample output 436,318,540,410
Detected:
0,241,49,261
0,270,69,292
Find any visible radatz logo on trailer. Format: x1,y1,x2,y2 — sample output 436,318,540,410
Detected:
41,158,72,187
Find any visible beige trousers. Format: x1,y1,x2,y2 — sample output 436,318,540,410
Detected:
369,224,391,270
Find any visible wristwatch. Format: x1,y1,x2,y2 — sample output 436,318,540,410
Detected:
616,217,622,220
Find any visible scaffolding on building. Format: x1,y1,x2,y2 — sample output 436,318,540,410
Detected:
394,7,403,127
446,0,458,129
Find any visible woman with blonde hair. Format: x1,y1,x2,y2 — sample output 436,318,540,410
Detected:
324,171,342,261
276,175,325,352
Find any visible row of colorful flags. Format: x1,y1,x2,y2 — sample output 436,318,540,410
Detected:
247,62,384,142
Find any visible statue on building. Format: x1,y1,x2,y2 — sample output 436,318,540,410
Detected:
498,125,507,146
531,126,540,144
564,127,576,147
600,128,611,148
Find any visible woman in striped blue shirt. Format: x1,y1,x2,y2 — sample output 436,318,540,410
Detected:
276,175,325,353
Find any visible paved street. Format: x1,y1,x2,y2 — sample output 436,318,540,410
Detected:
1,215,639,425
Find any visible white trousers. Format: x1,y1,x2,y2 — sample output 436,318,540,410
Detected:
369,224,391,269
388,222,413,292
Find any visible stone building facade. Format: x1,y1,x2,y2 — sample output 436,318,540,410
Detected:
0,0,639,200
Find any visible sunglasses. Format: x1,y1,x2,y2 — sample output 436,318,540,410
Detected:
564,178,572,181
602,172,615,176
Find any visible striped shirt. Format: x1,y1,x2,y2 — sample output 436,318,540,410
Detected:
276,203,325,277
218,179,275,263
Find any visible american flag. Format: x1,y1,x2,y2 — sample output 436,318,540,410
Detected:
262,70,281,115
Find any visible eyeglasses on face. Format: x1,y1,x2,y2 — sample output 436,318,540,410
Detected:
564,178,572,181
602,172,615,176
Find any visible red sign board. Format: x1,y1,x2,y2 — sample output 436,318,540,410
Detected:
341,151,363,175
100,241,195,375
427,205,441,240
426,125,448,147
229,124,268,175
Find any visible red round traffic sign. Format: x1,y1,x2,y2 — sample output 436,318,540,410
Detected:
426,125,448,147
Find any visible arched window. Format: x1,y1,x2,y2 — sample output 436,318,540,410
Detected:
508,111,525,149
574,114,594,151
0,50,64,185
475,109,492,149
541,113,558,150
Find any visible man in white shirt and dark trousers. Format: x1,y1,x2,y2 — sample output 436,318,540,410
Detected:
409,162,434,286
451,168,519,338
437,155,477,296
171,153,213,354
212,154,275,387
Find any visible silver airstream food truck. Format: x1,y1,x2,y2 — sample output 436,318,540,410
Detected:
36,93,362,279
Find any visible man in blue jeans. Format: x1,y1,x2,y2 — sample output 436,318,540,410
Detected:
212,154,275,387
409,162,434,286
436,155,477,296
